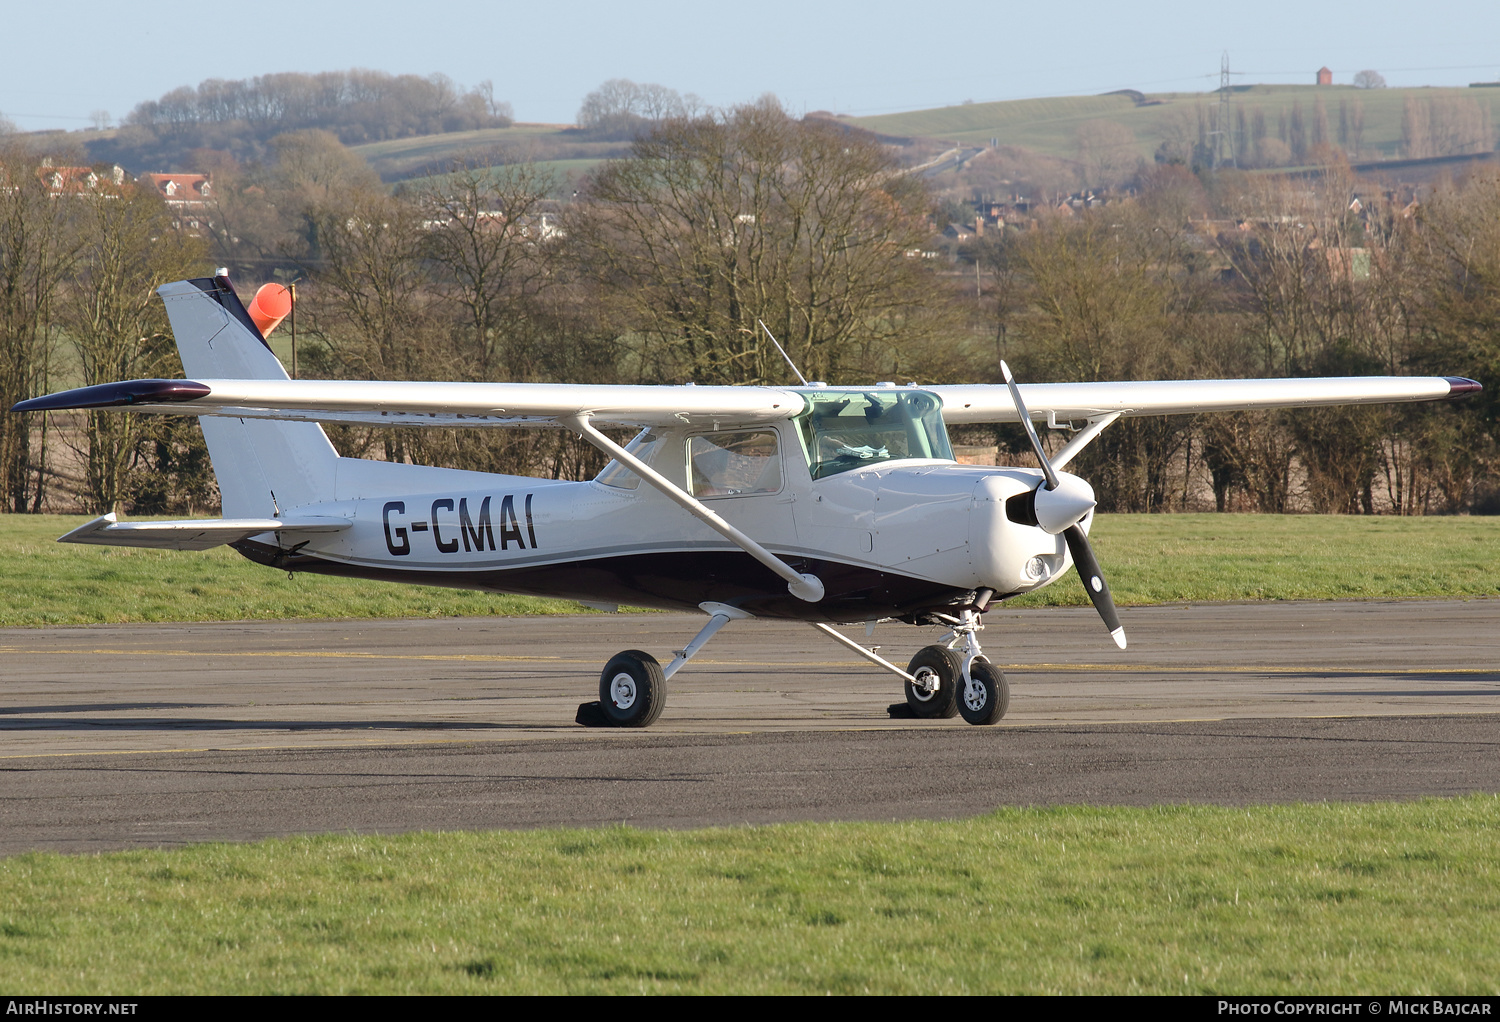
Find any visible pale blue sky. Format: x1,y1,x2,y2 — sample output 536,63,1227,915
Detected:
4,0,1498,131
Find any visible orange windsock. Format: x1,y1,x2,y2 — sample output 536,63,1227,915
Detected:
247,283,293,337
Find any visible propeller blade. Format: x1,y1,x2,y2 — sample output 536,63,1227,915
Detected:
1063,524,1126,650
1000,360,1059,491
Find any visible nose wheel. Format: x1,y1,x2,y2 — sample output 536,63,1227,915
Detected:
958,659,1009,725
914,606,1009,725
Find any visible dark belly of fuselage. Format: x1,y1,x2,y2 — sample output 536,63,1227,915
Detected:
230,539,977,621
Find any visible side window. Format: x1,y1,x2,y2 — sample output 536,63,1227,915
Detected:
687,431,782,498
595,430,660,490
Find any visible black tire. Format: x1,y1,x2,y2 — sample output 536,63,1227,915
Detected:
599,650,667,728
905,645,961,718
958,659,1009,725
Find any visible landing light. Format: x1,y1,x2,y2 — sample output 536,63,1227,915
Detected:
1024,556,1049,581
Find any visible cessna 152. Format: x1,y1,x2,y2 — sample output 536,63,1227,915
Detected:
15,275,1482,728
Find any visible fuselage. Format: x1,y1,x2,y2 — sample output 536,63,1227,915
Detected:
233,406,1087,622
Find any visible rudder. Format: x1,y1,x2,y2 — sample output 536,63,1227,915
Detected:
158,275,338,518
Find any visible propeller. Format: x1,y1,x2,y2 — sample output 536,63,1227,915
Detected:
1000,361,1126,650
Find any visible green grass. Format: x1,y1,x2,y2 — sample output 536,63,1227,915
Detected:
1014,512,1500,608
1,512,1493,626
852,83,1500,162
347,124,622,186
0,513,592,626
3,798,1499,993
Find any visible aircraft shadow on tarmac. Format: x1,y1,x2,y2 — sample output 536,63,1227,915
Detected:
0,717,527,732
1293,688,1500,697
0,702,231,715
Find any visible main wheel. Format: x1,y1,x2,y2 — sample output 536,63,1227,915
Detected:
599,650,667,728
905,645,961,718
958,660,1010,726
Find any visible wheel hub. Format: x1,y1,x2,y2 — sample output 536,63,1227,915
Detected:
910,667,939,700
610,672,638,709
963,673,986,711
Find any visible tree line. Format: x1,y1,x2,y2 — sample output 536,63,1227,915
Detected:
0,142,210,515
88,70,513,173
981,163,1497,514
2,103,1497,517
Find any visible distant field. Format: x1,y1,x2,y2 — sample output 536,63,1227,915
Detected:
395,157,610,198
349,124,624,184
0,512,1493,627
852,84,1500,163
5,797,1500,993
338,85,1500,185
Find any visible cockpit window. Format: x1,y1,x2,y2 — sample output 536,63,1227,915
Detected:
794,389,954,480
594,430,661,490
688,431,781,497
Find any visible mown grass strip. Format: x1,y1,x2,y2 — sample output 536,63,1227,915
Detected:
1011,512,1500,608
0,513,593,626
0,512,1494,626
2,798,1498,994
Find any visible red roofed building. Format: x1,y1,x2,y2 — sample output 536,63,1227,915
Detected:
35,160,126,197
141,173,212,209
1317,66,1333,85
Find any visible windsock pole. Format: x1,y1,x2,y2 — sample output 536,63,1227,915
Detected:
290,282,297,379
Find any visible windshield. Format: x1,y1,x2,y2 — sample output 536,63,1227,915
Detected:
794,389,954,480
594,429,661,489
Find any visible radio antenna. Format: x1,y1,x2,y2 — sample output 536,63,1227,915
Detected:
757,320,809,386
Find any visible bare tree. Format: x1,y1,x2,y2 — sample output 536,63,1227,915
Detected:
1074,120,1138,188
0,144,76,512
61,185,208,512
474,81,514,124
575,78,694,135
569,99,960,386
416,155,556,380
1353,70,1387,89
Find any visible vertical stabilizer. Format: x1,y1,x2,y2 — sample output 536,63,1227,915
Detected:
157,276,338,517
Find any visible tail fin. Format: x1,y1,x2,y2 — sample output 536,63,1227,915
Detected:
158,275,338,517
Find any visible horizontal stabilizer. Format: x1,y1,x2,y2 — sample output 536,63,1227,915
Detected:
59,513,351,551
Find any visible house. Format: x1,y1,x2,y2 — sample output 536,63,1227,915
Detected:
140,173,211,209
1317,67,1333,86
35,160,126,197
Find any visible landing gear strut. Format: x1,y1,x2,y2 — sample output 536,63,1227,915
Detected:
928,603,1010,726
578,603,750,728
812,591,1010,726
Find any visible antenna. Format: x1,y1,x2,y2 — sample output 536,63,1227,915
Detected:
757,320,809,386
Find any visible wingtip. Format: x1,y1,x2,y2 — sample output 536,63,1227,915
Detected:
1110,627,1127,650
1444,377,1483,401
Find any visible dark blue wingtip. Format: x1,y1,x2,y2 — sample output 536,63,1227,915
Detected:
1444,377,1483,401
11,379,211,413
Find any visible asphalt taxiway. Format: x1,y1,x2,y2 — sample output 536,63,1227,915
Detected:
2,599,1498,853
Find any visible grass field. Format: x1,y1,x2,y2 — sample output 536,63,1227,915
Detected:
3,798,1499,994
327,83,1500,198
851,83,1499,162
4,513,1497,994
348,123,623,187
0,512,1493,627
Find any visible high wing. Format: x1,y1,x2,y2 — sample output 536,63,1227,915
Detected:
16,374,1477,428
931,376,1480,424
13,377,807,429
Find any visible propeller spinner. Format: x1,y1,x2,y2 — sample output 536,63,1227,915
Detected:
1000,361,1127,650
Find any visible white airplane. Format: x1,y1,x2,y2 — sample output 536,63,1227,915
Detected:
15,274,1481,728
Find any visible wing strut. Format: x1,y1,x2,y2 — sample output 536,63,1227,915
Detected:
1050,411,1122,471
562,414,825,603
